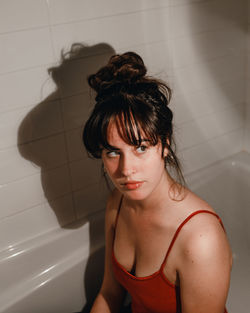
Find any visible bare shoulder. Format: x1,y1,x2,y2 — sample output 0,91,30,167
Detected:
181,187,216,213
177,211,232,269
174,200,232,312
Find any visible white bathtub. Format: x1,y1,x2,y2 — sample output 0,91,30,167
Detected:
186,151,250,313
0,151,249,313
0,211,105,313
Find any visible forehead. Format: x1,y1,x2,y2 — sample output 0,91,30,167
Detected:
106,119,135,145
105,119,162,156
106,120,120,141
102,111,159,151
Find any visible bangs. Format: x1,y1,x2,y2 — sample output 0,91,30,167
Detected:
101,98,159,151
83,95,159,158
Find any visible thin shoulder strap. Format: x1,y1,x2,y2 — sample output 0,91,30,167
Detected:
160,210,225,270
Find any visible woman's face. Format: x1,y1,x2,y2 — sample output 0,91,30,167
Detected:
101,121,168,201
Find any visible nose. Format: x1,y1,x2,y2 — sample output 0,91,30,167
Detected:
119,153,136,177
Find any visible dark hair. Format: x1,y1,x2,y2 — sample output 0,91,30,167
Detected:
83,52,185,186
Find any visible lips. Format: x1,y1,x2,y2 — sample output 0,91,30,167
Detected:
122,181,143,190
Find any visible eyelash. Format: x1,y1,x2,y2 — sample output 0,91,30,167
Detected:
106,151,119,157
136,145,148,153
106,145,148,157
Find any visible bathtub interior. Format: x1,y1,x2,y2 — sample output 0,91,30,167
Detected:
187,151,250,313
0,211,105,313
0,151,249,313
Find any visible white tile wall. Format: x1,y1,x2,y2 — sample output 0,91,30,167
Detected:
245,67,250,151
70,158,103,191
244,2,250,152
65,128,87,162
62,92,92,131
171,78,246,125
0,146,40,185
173,55,245,95
54,50,114,98
0,106,34,149
129,41,173,79
0,27,54,74
181,129,244,175
51,8,170,60
0,0,248,250
170,0,247,39
0,195,75,251
0,101,64,149
0,0,49,34
171,29,245,69
74,182,109,219
0,67,57,113
47,0,171,25
19,134,68,170
176,103,244,151
0,164,71,219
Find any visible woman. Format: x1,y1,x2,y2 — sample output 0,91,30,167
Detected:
83,52,232,313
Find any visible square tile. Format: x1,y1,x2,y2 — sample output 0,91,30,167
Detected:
65,128,87,162
176,104,244,150
0,194,75,252
69,158,103,191
74,183,109,219
51,9,169,61
62,92,92,131
0,66,57,113
48,0,170,25
0,0,49,34
0,27,54,74
0,146,39,185
18,134,68,173
181,129,243,175
0,98,63,149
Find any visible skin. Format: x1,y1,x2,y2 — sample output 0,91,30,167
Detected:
90,121,232,313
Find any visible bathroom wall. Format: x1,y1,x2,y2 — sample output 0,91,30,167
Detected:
245,0,250,152
168,0,247,174
0,0,247,251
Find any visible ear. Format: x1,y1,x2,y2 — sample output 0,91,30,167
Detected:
163,146,168,157
163,138,170,157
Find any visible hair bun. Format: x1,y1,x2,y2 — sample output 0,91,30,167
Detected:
110,52,147,81
88,52,147,95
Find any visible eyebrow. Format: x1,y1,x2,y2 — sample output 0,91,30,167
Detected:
137,139,150,145
104,139,150,151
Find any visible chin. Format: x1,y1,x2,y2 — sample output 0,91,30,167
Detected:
120,189,150,201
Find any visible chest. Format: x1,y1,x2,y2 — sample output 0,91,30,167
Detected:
113,211,179,283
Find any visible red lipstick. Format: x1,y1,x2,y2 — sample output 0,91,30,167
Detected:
123,181,143,190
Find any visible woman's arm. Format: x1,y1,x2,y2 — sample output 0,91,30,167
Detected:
177,214,232,313
91,190,126,313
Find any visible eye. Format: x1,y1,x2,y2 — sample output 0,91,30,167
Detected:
136,145,148,154
106,150,119,158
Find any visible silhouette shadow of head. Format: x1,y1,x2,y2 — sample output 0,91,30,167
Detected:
17,42,116,311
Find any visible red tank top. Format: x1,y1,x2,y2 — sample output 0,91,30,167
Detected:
112,199,228,313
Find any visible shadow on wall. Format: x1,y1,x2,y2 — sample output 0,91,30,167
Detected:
17,43,116,312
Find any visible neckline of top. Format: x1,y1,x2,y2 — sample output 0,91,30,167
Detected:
112,196,224,283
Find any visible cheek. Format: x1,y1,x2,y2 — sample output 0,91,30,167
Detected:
147,155,165,175
137,157,165,179
103,158,118,176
